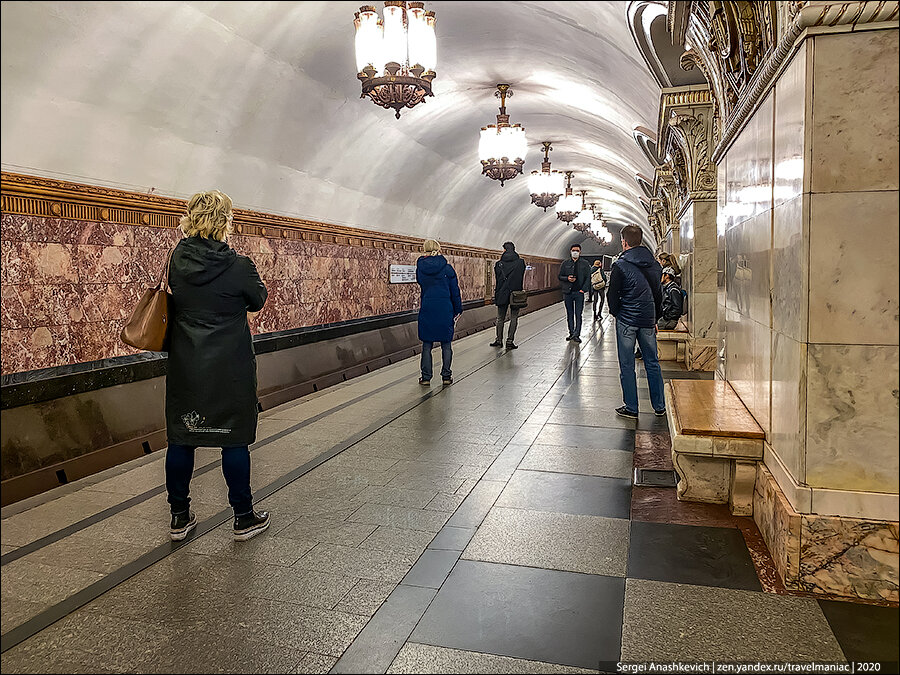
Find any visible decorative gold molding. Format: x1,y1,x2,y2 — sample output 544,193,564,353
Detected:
1,172,562,266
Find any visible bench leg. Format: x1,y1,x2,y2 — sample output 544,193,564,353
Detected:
729,460,756,516
672,451,730,504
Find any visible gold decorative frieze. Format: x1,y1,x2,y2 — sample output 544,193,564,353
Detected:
0,172,561,265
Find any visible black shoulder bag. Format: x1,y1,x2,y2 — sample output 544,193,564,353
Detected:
498,262,528,309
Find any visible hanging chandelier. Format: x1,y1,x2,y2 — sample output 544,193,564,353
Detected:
572,191,594,232
528,142,564,211
479,84,527,186
354,2,437,119
556,172,581,222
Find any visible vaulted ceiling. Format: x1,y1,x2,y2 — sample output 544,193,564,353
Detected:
0,1,662,257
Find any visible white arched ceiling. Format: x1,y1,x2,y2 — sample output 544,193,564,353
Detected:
0,1,661,257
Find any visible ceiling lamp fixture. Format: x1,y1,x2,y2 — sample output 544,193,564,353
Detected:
528,142,564,211
556,171,580,223
479,84,527,187
354,2,437,119
572,191,594,231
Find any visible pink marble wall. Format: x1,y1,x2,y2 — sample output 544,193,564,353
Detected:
1,213,558,375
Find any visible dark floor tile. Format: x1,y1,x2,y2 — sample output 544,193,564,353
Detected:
409,560,624,669
819,599,900,664
445,480,506,528
534,424,634,451
401,549,461,589
627,520,761,591
498,470,631,520
633,432,673,470
428,526,477,552
331,584,437,674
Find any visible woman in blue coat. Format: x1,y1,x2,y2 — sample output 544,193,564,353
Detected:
416,239,463,385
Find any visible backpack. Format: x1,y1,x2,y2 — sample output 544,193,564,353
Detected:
591,268,606,291
679,288,688,316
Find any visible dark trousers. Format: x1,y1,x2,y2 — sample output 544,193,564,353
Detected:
496,304,520,343
563,292,585,337
166,444,253,517
421,341,452,380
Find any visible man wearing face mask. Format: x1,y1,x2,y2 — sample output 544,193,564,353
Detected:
557,243,592,343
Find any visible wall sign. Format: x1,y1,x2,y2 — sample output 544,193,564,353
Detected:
389,264,417,284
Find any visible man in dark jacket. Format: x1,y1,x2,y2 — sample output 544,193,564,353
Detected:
491,241,527,349
558,243,592,343
606,225,666,419
658,266,684,330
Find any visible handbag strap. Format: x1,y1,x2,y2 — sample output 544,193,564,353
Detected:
496,261,511,291
157,249,174,292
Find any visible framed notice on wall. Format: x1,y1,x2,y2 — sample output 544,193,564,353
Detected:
389,264,417,284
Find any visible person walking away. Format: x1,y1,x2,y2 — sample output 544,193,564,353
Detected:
607,225,666,419
658,266,684,330
558,243,591,343
165,190,270,542
590,259,608,321
490,241,527,349
416,239,463,385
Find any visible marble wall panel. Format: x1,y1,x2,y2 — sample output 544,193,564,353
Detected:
691,292,717,341
750,92,774,220
725,119,755,229
747,210,773,328
680,205,694,255
772,194,808,343
806,344,900,493
724,307,754,412
773,46,807,207
810,30,900,193
751,315,772,437
754,463,801,585
1,212,558,374
799,515,898,602
771,331,807,484
807,190,899,346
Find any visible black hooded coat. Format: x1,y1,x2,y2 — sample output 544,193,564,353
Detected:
165,236,267,447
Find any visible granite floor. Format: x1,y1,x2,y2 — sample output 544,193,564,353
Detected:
1,304,897,673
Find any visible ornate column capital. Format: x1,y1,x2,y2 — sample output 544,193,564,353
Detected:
658,87,718,203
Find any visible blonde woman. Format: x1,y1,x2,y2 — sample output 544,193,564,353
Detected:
416,239,463,385
165,190,270,542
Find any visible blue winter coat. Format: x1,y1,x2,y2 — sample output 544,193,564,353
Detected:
607,245,663,328
416,254,463,343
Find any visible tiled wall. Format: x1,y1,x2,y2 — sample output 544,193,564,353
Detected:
719,31,899,509
1,213,558,375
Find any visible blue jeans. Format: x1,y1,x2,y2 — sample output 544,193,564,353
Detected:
165,444,253,517
563,292,585,337
615,320,666,413
421,341,452,380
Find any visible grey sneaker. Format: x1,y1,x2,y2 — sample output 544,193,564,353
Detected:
170,510,197,541
234,510,270,541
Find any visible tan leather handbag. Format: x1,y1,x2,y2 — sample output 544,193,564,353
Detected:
120,249,174,352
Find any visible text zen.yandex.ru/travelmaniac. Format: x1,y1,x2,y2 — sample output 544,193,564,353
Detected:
614,662,854,674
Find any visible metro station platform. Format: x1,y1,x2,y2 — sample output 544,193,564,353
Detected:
1,305,897,673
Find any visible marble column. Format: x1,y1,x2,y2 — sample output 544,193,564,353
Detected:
721,26,899,601
679,198,717,371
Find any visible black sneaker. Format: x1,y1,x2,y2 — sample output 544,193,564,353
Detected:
442,377,453,385
234,510,270,541
654,408,667,417
572,336,582,343
615,406,638,420
565,335,573,341
489,341,503,347
419,377,430,385
505,342,518,349
170,510,197,541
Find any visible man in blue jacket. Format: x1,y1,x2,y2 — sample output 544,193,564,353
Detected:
558,243,592,343
606,225,666,419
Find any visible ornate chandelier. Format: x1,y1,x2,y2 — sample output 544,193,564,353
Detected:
528,142,564,211
556,172,581,222
354,2,437,119
572,192,594,231
479,84,527,186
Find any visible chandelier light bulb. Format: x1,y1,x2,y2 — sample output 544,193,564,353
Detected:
529,141,565,211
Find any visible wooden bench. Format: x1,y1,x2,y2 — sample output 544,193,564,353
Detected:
656,318,689,362
664,379,764,515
